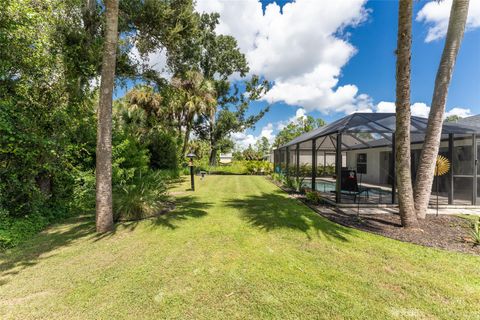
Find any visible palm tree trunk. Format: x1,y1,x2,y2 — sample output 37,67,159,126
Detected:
209,147,218,166
395,0,418,228
208,113,217,166
96,0,119,233
414,0,470,219
182,124,191,156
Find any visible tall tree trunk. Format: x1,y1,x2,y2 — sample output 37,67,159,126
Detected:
182,124,191,156
86,0,96,12
414,0,469,219
96,0,119,233
208,114,217,166
209,147,218,166
395,0,418,228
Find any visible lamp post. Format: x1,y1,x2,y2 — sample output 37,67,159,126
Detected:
187,153,196,191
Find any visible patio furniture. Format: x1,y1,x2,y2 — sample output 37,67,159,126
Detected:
330,169,370,203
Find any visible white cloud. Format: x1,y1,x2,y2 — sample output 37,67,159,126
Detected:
196,0,370,114
260,123,276,143
410,102,431,118
445,107,472,118
231,131,258,150
374,101,472,119
417,0,480,42
376,101,396,113
276,108,308,130
129,45,170,78
352,93,374,113
231,122,276,150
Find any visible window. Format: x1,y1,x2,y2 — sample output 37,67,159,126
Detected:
357,153,367,174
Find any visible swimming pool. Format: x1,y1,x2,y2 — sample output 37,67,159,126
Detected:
302,180,391,197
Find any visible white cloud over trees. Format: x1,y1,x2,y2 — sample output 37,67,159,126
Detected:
417,0,480,42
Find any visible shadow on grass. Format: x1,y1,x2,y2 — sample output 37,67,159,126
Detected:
0,195,210,282
94,195,211,240
151,196,211,229
166,176,187,189
224,190,353,241
0,215,95,280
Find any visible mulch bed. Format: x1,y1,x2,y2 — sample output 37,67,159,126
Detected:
269,178,480,255
310,205,480,255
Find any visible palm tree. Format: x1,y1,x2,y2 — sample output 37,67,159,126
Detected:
124,86,164,137
395,0,418,228
126,86,163,117
171,71,217,156
96,0,119,233
414,0,470,219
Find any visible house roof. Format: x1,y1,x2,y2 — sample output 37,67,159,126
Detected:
457,114,480,127
279,113,480,149
219,153,232,158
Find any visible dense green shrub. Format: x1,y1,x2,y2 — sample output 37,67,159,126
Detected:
306,191,322,205
148,131,179,170
244,161,273,175
471,217,480,245
71,136,171,222
199,160,273,175
113,171,168,221
0,207,49,249
271,172,283,183
112,136,150,184
208,162,248,175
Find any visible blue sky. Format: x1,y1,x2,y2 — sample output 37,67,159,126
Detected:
120,0,480,149
238,0,480,148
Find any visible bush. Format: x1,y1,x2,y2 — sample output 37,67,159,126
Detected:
0,207,49,249
201,160,273,176
71,137,173,220
148,131,179,170
113,171,168,221
283,175,299,191
244,160,272,175
70,169,96,215
271,172,283,183
209,161,248,175
471,217,480,246
112,136,150,184
306,191,322,205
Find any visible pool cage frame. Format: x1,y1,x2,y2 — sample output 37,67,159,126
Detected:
273,113,480,206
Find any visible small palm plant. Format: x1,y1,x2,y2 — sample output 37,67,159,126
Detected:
113,171,168,221
471,217,480,246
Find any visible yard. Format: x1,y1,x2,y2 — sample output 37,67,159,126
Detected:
1,175,479,319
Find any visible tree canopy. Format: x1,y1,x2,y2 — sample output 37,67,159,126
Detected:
0,0,271,246
273,115,326,148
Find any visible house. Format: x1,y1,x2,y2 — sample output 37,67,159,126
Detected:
273,113,480,207
219,153,233,164
457,114,480,127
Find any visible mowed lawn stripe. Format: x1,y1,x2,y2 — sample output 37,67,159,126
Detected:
1,175,479,319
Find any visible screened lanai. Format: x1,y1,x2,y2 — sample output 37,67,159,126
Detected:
273,113,480,207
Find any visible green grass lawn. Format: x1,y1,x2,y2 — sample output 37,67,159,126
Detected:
1,176,479,319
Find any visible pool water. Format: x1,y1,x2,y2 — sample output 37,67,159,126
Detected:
302,180,391,196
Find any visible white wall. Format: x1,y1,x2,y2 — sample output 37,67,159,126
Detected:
298,151,344,167
346,147,391,184
345,140,456,185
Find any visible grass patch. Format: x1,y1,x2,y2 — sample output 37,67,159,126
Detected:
1,176,479,319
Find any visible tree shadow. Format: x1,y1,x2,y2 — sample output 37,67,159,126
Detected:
166,176,188,189
223,190,353,241
1,195,211,283
151,196,211,229
0,215,96,281
93,195,211,241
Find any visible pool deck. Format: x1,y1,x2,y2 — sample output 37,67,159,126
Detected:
301,177,474,207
